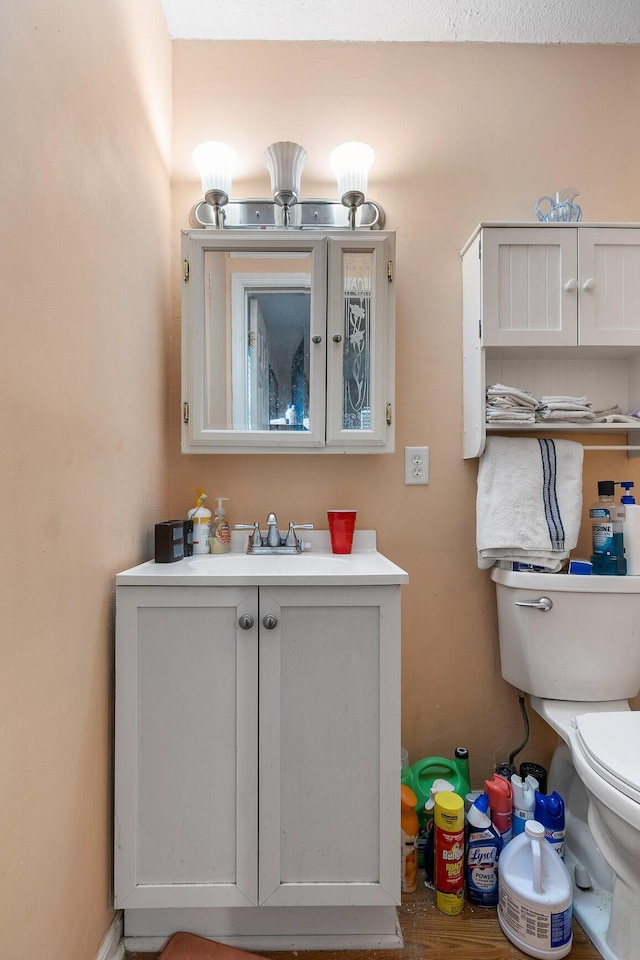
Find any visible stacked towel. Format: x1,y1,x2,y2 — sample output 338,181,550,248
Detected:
486,383,537,423
476,436,584,572
536,395,596,423
594,405,640,423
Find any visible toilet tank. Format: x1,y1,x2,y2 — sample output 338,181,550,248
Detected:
491,569,640,701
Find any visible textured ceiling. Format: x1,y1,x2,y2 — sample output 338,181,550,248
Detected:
160,0,640,43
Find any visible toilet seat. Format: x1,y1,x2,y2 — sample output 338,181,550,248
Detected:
575,713,640,805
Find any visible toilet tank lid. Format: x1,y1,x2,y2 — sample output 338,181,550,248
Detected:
576,713,640,803
491,568,640,594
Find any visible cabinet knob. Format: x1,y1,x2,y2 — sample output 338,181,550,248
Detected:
563,278,579,291
582,277,597,291
332,334,343,343
238,614,255,630
311,335,322,344
262,614,279,630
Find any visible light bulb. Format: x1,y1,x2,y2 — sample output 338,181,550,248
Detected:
329,142,375,199
192,141,239,197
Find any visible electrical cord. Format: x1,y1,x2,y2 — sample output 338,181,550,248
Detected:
508,689,530,767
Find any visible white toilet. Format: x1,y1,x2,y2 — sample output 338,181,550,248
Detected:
491,568,640,960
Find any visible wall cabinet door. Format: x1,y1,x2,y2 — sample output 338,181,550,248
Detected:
181,230,395,454
480,226,640,348
115,583,400,910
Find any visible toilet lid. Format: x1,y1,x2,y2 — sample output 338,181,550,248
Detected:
575,713,640,804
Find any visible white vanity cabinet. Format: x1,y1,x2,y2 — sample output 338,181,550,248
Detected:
114,543,407,951
462,223,640,458
181,230,396,454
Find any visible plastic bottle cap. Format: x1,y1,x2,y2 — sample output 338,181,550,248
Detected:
525,820,545,839
424,778,455,810
598,480,615,496
214,497,229,516
473,792,490,815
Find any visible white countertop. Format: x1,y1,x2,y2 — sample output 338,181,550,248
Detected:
116,530,409,587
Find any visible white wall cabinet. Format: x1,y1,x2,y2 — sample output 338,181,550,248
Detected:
114,582,401,919
462,223,640,458
181,230,395,454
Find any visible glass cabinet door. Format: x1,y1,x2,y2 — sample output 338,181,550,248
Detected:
326,234,395,449
183,233,327,450
181,230,395,453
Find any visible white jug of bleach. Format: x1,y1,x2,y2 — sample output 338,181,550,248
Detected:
498,820,573,959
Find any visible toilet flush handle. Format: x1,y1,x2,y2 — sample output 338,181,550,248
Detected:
514,597,553,612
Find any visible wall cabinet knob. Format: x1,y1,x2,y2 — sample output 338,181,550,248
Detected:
311,335,322,344
238,614,255,630
262,614,279,630
563,278,579,291
581,277,597,291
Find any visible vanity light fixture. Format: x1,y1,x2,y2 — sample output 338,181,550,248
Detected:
190,140,384,230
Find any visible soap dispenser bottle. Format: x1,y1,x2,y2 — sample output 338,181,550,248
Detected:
187,490,212,555
209,498,231,554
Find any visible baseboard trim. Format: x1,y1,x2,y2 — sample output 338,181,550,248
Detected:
95,911,125,960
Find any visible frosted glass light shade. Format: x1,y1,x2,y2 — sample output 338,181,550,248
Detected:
263,141,307,201
329,142,375,198
192,141,239,196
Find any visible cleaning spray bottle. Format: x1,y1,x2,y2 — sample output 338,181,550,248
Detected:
511,773,539,837
187,490,212,555
485,772,513,845
534,791,566,859
465,792,503,906
209,498,231,554
620,482,640,575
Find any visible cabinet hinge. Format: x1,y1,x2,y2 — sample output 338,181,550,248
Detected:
478,239,481,260
248,330,256,348
183,259,190,283
386,403,392,426
183,402,189,424
387,259,394,284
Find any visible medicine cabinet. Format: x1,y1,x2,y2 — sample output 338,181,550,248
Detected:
462,223,640,458
181,230,395,454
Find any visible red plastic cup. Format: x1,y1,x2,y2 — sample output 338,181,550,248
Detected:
327,510,357,554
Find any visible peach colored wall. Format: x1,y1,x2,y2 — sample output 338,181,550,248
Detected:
0,1,171,958
170,41,640,783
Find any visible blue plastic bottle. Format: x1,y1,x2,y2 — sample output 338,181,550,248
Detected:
590,480,626,575
465,793,503,906
534,791,565,859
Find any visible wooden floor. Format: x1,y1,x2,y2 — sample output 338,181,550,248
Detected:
126,889,602,960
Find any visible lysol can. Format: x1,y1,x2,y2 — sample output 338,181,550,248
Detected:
434,791,465,915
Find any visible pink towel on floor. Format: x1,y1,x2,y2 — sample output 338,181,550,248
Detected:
159,932,272,960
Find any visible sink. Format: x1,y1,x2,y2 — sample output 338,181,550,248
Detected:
187,552,351,576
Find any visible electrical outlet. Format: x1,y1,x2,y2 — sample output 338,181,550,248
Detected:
404,446,429,485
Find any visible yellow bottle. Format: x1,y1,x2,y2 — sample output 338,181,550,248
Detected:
434,791,465,915
401,784,419,893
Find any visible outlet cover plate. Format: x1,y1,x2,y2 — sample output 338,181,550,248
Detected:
404,446,429,485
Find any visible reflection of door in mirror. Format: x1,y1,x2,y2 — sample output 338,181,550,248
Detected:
226,253,312,431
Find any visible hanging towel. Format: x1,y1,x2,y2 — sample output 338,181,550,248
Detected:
476,436,584,572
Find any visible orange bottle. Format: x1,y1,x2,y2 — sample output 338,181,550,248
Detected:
401,784,419,893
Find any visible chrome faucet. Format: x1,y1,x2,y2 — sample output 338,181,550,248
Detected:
236,515,313,554
265,512,281,547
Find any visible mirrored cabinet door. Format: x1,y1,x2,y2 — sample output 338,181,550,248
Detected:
181,230,395,454
326,234,395,449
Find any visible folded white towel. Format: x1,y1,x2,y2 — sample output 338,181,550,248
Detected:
487,383,538,409
476,436,584,572
536,408,596,422
537,400,594,412
540,395,593,406
486,410,536,422
595,413,640,423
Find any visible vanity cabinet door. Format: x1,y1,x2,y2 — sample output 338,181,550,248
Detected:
257,584,401,907
114,585,259,909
